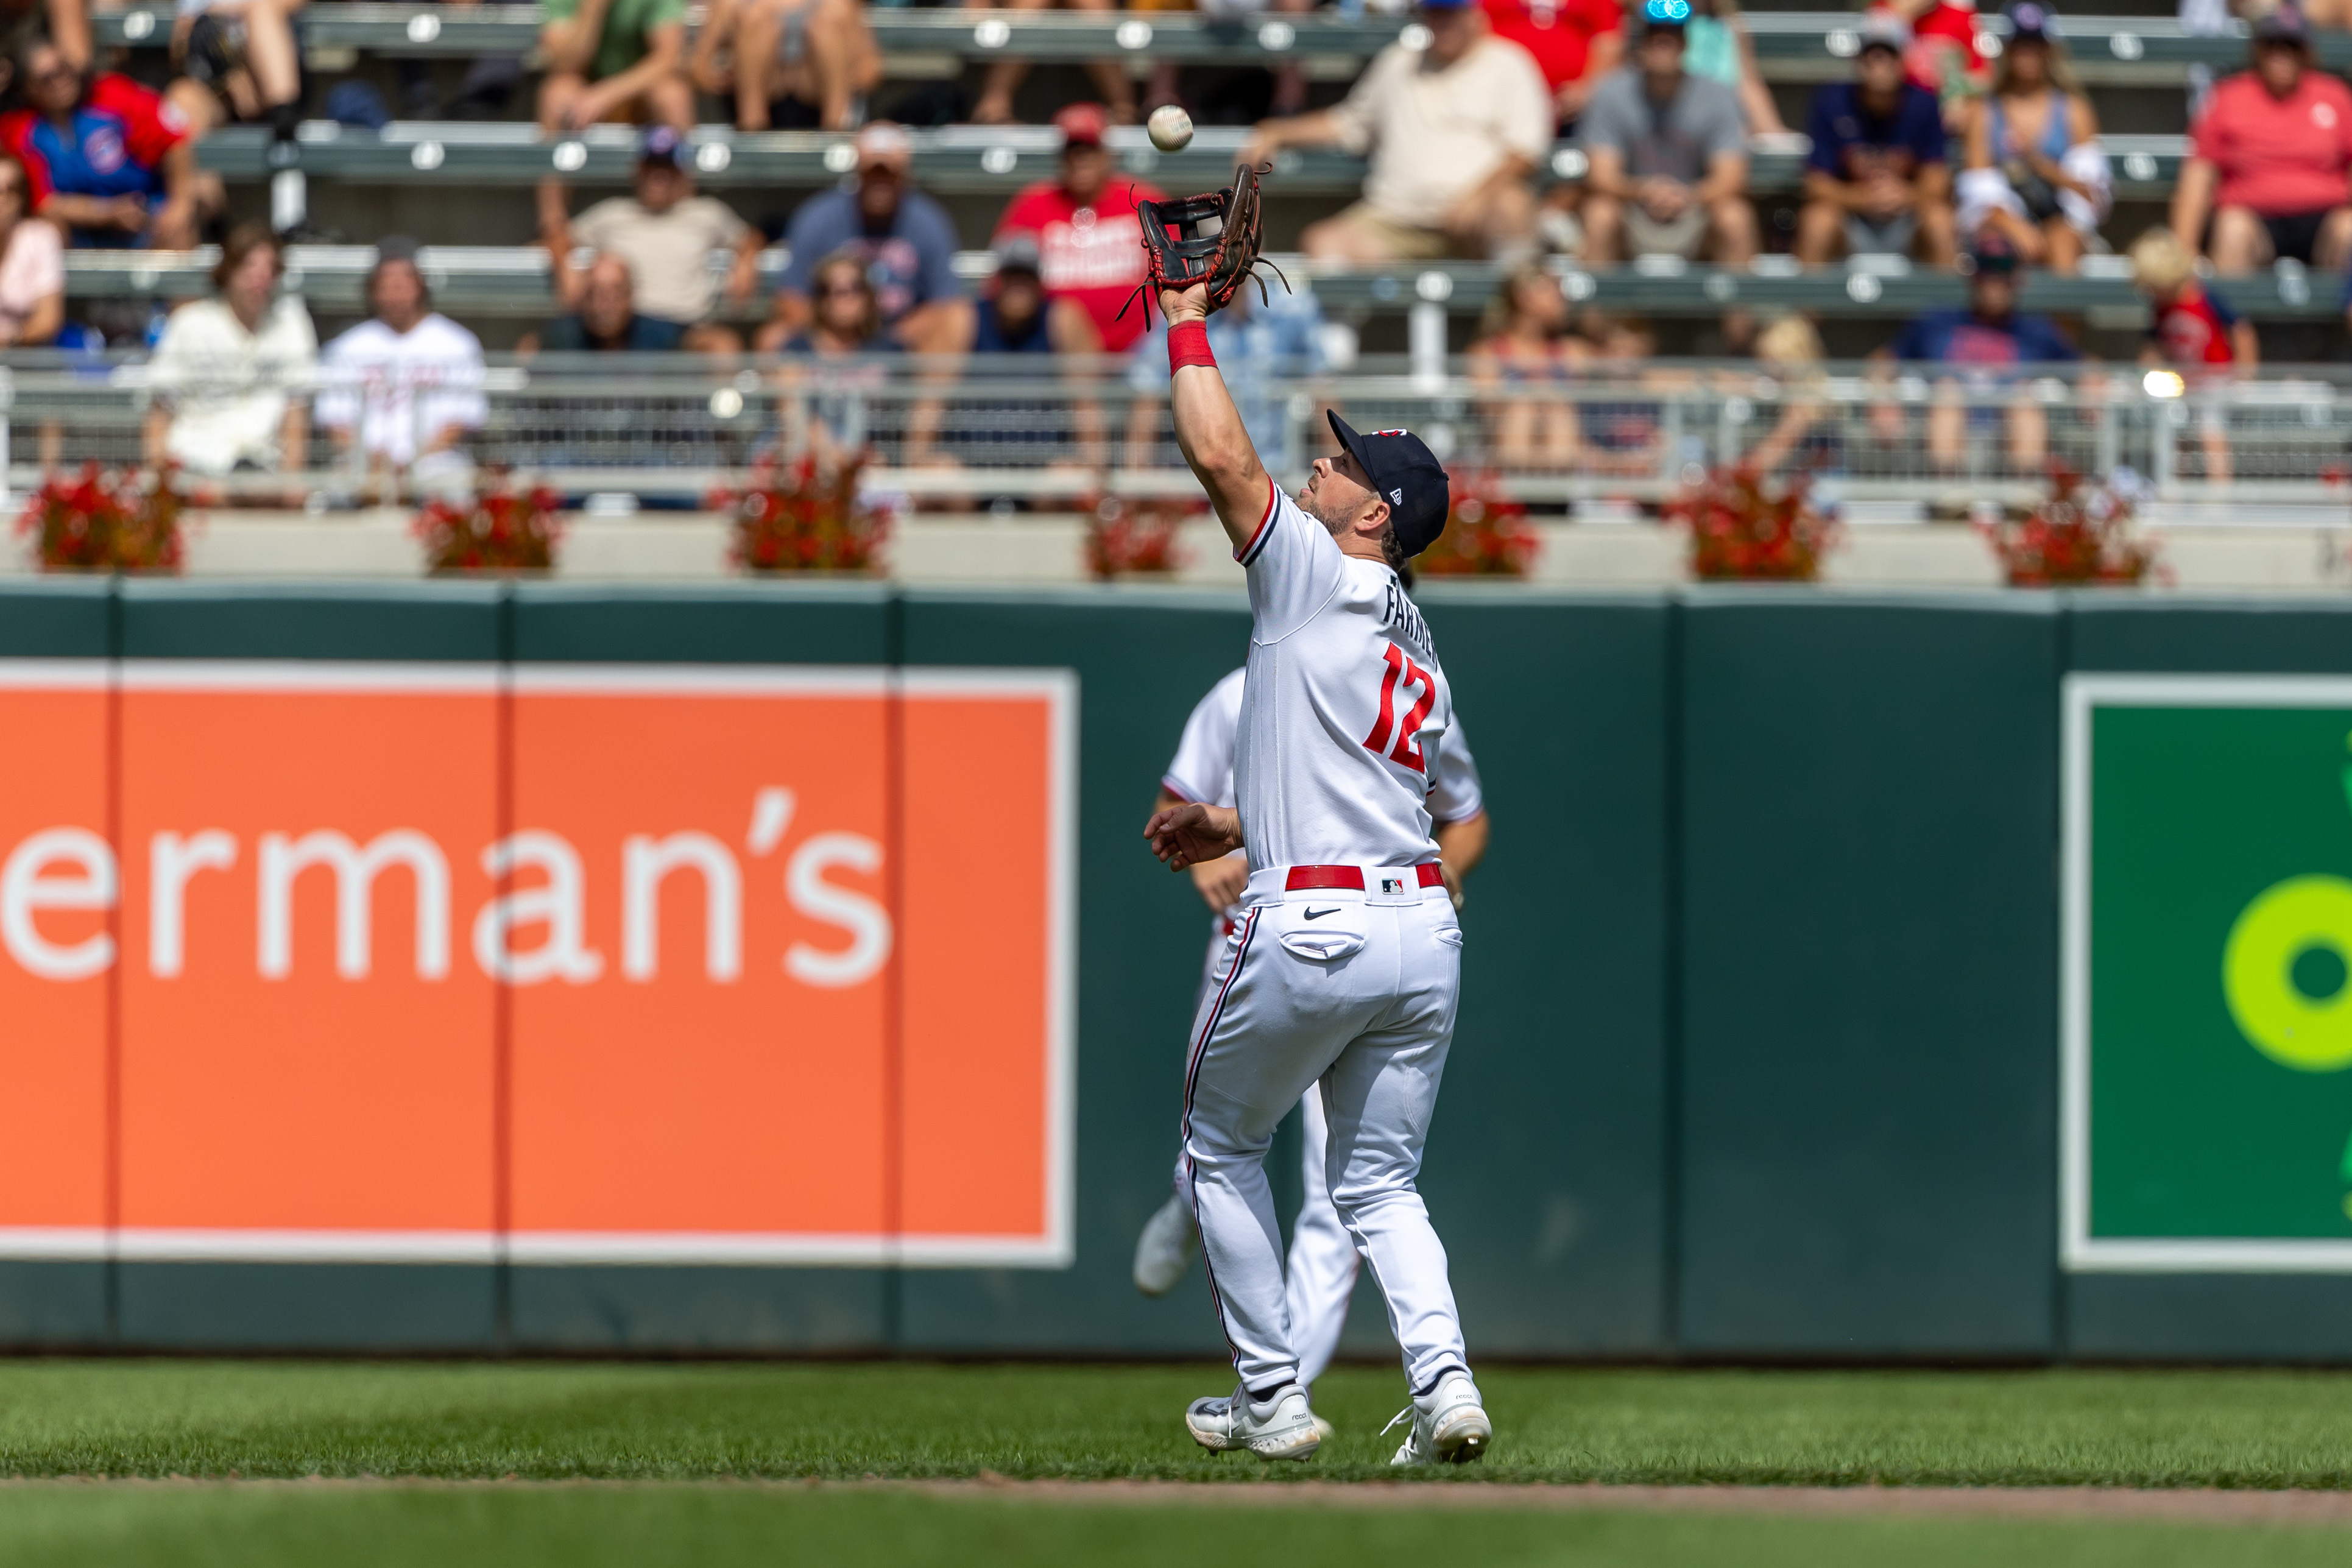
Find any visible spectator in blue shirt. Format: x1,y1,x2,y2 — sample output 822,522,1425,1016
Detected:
1125,280,1327,475
758,122,972,356
1869,235,2080,470
1795,11,1956,268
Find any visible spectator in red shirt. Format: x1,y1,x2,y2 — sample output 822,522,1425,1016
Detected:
0,40,219,249
2172,4,2352,274
1881,0,1985,122
992,102,1163,354
1483,0,1622,128
2135,226,2255,483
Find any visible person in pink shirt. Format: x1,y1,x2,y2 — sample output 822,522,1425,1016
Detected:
991,102,1164,355
2171,3,2352,274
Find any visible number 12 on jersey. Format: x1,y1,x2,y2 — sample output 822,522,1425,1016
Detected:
1364,642,1435,774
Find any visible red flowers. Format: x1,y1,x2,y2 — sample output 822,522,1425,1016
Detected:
15,464,186,573
712,452,891,574
1084,495,1194,580
411,481,567,574
1663,464,1838,582
1418,474,1539,578
1979,461,2163,587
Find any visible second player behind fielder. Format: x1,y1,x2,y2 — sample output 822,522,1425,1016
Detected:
1142,270,1489,1464
1133,665,1491,1406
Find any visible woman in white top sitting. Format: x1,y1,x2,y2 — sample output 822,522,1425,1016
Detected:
144,221,317,480
1957,1,2110,273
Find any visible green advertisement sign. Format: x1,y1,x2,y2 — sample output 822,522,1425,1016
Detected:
2066,676,2352,1271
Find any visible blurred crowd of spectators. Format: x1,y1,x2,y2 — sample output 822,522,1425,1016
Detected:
2,0,2350,487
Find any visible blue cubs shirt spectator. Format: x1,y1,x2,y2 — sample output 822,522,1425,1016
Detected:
0,54,200,249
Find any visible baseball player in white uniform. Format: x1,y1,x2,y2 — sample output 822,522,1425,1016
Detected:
1140,273,1489,1465
1134,667,1491,1413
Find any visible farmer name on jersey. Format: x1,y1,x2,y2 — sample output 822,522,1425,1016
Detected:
1379,574,1436,665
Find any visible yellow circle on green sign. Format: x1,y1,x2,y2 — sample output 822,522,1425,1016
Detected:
2224,874,2352,1072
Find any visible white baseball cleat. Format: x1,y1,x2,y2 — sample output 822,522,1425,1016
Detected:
1385,1369,1491,1466
1132,1195,1199,1296
1186,1382,1323,1461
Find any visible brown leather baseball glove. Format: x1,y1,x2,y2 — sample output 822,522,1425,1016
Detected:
1123,163,1288,325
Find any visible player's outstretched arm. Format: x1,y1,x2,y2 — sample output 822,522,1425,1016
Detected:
1159,282,1271,552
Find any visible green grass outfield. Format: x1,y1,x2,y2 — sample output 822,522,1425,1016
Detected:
4,1485,2350,1568
4,1361,2352,1564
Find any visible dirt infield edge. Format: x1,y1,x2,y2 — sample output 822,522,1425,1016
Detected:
7,1475,2352,1525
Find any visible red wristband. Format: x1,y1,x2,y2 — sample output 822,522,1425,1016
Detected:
1168,320,1215,373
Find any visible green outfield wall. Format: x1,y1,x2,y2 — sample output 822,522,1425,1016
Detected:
1,581,2350,1362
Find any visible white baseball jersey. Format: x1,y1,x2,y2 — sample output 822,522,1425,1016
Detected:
1232,481,1460,872
1165,665,1486,827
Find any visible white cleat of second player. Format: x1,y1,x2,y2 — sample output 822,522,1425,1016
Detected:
1132,1195,1199,1297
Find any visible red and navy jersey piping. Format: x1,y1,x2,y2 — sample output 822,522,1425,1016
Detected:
1234,476,1278,565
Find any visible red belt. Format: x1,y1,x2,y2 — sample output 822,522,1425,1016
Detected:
1284,863,1443,892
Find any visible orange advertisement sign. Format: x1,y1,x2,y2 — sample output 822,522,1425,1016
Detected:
0,662,1075,1267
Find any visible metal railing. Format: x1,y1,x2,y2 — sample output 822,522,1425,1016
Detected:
10,354,2350,510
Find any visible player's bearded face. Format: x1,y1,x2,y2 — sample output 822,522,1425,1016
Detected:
1301,454,1382,537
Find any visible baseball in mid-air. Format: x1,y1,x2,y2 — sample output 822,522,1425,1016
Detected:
1147,104,1195,153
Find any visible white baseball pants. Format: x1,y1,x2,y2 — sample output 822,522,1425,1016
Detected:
1179,869,1471,1395
1170,938,1361,1389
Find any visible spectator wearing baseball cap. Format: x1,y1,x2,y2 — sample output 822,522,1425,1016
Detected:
1868,235,2080,471
935,234,1107,480
965,0,1137,126
535,0,693,137
763,122,973,355
1956,2,2108,275
2173,2,2352,274
973,233,1100,356
539,126,763,355
1578,0,1757,269
991,104,1165,355
1240,0,1551,262
1796,10,1956,267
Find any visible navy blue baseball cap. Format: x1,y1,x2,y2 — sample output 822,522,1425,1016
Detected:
1327,412,1450,557
638,125,688,166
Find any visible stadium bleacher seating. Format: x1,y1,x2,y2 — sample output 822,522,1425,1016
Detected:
93,9,2302,335
82,4,2351,79
13,0,2351,551
59,244,2345,325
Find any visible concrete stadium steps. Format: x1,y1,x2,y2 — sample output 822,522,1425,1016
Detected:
56,245,2340,325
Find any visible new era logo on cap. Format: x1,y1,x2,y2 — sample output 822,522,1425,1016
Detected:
1327,412,1451,559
